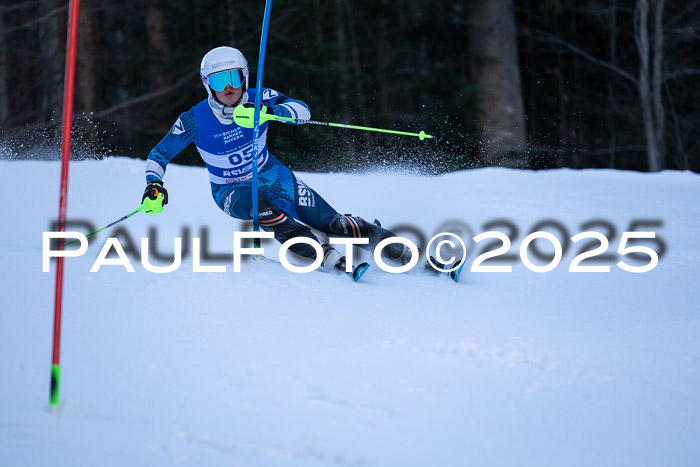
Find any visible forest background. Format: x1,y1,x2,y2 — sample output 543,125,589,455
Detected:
1,0,698,173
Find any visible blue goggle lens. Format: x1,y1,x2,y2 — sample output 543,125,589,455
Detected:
207,69,245,92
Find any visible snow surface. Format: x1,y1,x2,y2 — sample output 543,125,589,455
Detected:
1,157,699,466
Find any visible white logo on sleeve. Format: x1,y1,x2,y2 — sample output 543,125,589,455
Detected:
172,118,185,135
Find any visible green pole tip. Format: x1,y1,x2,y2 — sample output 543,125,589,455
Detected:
419,131,433,141
50,364,61,407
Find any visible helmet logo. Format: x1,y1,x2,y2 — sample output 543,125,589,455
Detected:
212,60,236,69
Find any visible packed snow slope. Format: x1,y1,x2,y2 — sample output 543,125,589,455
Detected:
1,157,699,467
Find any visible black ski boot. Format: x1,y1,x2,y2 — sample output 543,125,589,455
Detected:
328,215,408,263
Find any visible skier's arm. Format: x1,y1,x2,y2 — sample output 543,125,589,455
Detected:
261,88,310,124
145,110,198,183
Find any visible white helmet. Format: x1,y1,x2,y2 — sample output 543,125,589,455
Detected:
200,46,249,100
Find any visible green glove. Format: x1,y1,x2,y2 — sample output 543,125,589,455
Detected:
233,103,268,128
140,181,168,214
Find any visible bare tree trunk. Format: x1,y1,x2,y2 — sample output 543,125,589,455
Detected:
77,0,96,113
635,0,658,171
523,0,538,143
145,0,171,91
335,0,349,122
0,9,9,127
569,11,583,155
665,80,688,170
376,13,391,117
469,0,527,165
226,0,235,44
312,0,324,43
39,0,64,122
652,0,666,169
635,0,666,172
554,15,568,150
335,0,355,153
145,0,171,135
345,0,367,126
312,0,331,116
110,11,133,144
607,0,618,168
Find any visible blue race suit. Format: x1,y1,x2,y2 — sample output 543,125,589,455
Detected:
145,88,340,232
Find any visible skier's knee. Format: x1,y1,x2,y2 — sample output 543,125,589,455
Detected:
258,202,320,259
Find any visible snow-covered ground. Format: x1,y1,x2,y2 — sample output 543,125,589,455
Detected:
1,157,699,466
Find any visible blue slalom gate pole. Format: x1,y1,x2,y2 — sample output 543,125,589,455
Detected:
251,0,273,248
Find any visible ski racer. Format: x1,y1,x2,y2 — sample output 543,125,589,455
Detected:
139,46,413,279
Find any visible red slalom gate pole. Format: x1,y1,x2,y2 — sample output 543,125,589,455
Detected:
51,0,81,414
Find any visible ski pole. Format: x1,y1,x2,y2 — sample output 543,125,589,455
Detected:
51,0,81,414
64,207,142,246
233,107,433,140
250,0,273,251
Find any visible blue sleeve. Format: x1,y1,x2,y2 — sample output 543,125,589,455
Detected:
260,88,310,124
145,109,198,183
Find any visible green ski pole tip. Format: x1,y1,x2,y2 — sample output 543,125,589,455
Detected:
50,364,60,408
419,131,433,140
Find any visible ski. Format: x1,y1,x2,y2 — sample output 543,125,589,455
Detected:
251,255,371,282
449,260,465,283
424,256,465,283
349,262,371,282
247,253,463,283
332,254,371,282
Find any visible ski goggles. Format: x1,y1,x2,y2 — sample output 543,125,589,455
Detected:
206,69,246,92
